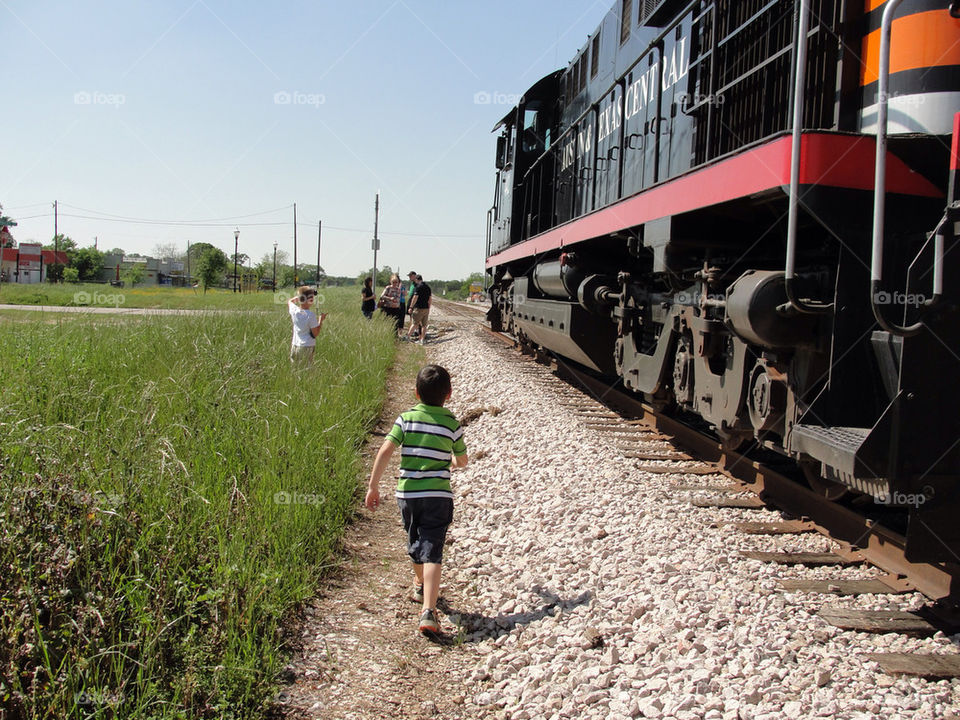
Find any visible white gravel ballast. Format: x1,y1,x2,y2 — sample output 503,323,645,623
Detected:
426,307,960,720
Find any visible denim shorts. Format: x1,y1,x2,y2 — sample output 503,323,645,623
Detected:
397,496,454,564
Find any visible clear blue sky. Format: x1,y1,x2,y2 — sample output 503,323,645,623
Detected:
1,0,607,279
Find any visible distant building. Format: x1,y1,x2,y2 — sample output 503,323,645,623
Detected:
98,254,187,286
0,240,68,284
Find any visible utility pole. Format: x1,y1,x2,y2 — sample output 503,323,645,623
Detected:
186,239,191,286
316,220,322,286
372,192,380,297
53,199,58,283
233,227,240,292
293,202,298,286
273,241,278,291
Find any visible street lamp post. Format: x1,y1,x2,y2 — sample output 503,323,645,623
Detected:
233,227,240,292
273,241,278,291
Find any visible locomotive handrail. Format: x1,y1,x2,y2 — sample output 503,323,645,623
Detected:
782,0,833,315
870,0,944,336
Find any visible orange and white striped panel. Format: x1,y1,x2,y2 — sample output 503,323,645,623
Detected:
859,1,960,135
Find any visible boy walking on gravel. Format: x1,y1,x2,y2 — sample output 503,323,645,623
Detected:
364,364,468,635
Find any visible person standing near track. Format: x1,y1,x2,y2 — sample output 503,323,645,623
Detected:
378,273,404,334
288,286,325,365
364,364,468,635
361,277,376,319
406,274,432,345
404,271,418,338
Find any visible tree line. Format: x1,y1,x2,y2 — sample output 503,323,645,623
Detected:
13,234,483,296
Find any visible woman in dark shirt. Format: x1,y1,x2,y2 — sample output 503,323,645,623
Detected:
361,277,376,319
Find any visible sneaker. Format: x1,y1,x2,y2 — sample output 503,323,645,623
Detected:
419,608,440,635
411,583,424,603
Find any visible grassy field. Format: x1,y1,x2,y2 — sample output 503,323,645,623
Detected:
0,288,400,718
0,282,326,310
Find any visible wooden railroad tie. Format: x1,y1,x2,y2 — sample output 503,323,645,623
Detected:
675,483,740,492
723,520,813,535
864,653,960,679
740,551,858,566
623,450,692,461
778,578,907,595
693,496,766,509
818,607,938,636
641,464,722,476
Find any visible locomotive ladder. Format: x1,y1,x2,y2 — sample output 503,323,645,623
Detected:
870,0,947,336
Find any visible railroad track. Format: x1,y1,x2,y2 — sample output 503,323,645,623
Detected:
433,299,960,680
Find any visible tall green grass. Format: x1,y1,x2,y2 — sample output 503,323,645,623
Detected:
0,289,397,718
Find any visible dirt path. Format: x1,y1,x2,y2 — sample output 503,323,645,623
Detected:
275,337,474,720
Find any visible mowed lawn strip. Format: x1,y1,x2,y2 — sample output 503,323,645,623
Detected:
0,288,397,719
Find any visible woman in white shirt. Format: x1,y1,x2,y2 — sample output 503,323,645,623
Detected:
288,286,326,364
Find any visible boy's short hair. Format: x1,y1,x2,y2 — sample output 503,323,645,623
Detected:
297,285,315,298
416,364,451,406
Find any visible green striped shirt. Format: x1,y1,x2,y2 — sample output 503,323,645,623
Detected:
387,403,466,498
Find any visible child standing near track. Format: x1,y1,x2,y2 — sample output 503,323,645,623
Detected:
364,364,468,635
288,286,325,365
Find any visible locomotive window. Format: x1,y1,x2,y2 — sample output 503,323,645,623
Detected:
620,0,632,45
579,54,588,91
522,108,544,154
591,34,600,78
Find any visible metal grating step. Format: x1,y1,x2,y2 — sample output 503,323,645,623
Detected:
790,425,872,477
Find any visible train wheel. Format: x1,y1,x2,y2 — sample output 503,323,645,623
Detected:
801,462,849,501
718,428,751,453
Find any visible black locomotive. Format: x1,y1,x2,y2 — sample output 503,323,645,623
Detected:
485,0,960,563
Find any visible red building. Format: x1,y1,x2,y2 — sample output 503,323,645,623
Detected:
0,239,68,284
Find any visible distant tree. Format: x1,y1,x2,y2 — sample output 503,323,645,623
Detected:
195,246,228,293
278,265,297,289
357,265,394,287
445,280,463,295
43,234,77,252
0,203,16,232
153,241,183,261
43,234,75,282
72,247,104,282
123,264,145,287
105,247,126,257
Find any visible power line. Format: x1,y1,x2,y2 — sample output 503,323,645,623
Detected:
11,202,483,239
60,212,289,227
58,202,294,224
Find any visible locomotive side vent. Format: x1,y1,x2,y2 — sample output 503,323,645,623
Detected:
638,0,658,25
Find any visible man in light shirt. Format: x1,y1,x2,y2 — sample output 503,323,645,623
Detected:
288,285,326,365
